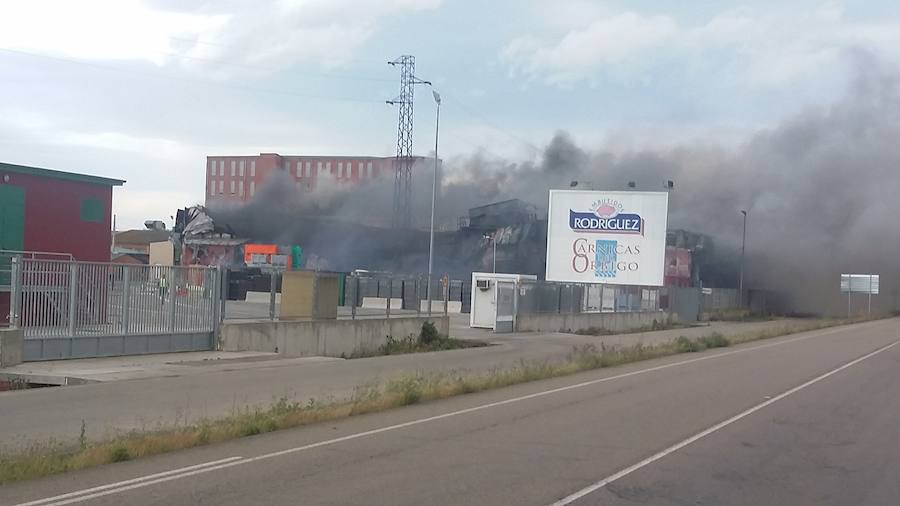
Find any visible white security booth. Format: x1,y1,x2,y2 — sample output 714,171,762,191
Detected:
469,272,537,331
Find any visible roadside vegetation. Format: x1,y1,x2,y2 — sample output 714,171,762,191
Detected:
572,319,692,336
0,314,887,484
346,322,488,358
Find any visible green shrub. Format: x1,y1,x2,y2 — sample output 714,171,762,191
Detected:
109,445,130,463
698,332,730,349
420,321,440,344
675,336,703,353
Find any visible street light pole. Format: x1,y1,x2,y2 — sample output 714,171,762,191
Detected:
426,90,441,314
739,210,748,308
493,235,497,273
482,233,497,273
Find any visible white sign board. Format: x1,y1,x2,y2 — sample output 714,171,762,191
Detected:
546,190,669,286
840,274,879,294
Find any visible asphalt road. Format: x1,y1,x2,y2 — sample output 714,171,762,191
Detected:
0,317,796,448
2,318,898,506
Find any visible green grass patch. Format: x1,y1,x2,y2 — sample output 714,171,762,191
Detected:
0,314,889,485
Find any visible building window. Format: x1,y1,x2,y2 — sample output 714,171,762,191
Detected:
209,181,215,197
305,162,311,178
297,161,302,177
337,162,343,178
209,160,216,176
239,181,244,196
219,160,225,176
239,160,245,176
250,161,256,177
231,161,236,177
80,198,103,223
230,180,236,194
367,161,373,178
218,180,224,194
347,163,353,178
317,161,324,176
250,181,255,196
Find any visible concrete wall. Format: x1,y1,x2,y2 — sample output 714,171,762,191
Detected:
515,311,675,334
219,316,450,358
0,327,24,367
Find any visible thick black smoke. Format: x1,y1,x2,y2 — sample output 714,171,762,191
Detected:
212,58,900,315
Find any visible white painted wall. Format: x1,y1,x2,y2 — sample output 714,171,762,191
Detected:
469,272,537,329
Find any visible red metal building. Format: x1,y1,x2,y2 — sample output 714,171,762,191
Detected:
0,162,124,261
1,162,124,324
204,153,424,206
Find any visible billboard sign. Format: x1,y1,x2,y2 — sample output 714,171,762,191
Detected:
840,274,879,294
546,190,668,286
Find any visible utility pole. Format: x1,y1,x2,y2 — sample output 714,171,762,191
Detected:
387,55,429,229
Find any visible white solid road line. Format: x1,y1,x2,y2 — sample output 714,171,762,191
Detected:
12,324,874,506
549,339,900,506
13,457,244,506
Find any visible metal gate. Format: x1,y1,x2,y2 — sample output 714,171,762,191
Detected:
6,256,221,361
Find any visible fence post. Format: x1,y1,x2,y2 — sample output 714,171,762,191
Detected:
386,278,392,318
313,272,320,319
167,267,177,333
415,276,421,316
350,274,358,320
219,267,228,323
67,262,78,337
443,276,449,317
269,270,278,320
122,265,131,334
9,256,21,327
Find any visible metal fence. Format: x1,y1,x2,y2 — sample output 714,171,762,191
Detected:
516,280,661,315
8,257,221,338
221,269,467,321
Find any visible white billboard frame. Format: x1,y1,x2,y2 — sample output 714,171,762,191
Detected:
545,189,669,286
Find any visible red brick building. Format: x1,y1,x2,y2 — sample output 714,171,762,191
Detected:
205,153,423,206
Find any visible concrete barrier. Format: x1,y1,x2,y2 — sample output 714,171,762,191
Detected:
245,291,281,304
515,311,675,334
361,297,402,310
419,300,462,313
218,316,450,358
0,327,24,367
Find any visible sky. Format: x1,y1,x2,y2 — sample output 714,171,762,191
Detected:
1,0,899,229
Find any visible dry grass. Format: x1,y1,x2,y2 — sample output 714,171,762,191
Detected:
0,313,889,484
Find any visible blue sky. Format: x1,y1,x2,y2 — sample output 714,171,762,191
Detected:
1,0,898,228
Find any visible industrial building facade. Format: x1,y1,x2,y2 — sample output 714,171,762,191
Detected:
205,153,423,206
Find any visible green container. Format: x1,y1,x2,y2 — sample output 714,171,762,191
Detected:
337,272,346,306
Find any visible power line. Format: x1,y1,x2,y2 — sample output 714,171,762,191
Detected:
0,47,386,104
442,92,541,154
143,39,395,82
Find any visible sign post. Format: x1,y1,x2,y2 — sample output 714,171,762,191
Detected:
841,274,879,317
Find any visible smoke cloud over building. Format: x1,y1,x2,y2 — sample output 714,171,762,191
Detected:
211,58,900,315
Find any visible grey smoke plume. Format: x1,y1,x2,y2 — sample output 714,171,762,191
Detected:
212,57,900,315
438,58,900,314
